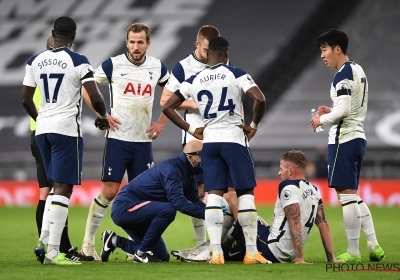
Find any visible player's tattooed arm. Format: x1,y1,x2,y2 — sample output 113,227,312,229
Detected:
315,203,327,225
315,203,336,262
284,203,305,263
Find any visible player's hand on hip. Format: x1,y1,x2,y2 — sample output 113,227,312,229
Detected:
94,117,110,130
146,121,165,140
237,125,256,141
310,117,321,132
317,106,331,116
107,115,121,131
193,127,204,140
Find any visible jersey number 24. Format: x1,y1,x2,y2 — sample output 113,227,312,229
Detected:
197,87,236,119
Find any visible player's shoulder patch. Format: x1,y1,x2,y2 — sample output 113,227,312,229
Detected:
63,48,90,67
333,62,354,87
278,180,300,199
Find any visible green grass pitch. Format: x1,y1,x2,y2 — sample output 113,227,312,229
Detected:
0,206,399,280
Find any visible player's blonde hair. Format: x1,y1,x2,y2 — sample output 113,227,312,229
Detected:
126,23,151,42
197,25,220,42
281,150,308,171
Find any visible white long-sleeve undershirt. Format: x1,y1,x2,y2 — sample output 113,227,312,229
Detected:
320,95,351,125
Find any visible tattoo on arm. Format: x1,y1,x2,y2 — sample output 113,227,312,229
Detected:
284,203,303,259
316,203,334,261
315,204,327,225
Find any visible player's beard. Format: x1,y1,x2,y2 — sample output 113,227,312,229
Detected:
129,51,146,63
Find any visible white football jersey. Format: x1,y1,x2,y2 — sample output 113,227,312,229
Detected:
268,180,322,263
179,63,257,146
95,54,169,142
327,61,368,144
23,47,95,137
165,52,208,144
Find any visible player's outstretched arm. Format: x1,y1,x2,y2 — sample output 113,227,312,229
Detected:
284,203,312,264
22,86,38,120
161,87,198,110
163,91,203,140
315,203,342,263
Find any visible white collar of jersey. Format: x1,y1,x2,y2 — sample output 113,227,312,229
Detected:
125,52,147,66
191,52,208,65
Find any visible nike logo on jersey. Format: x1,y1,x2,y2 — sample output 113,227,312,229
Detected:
228,251,241,257
103,234,114,252
121,73,128,76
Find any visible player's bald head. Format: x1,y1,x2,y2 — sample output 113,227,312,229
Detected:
183,140,203,154
47,35,54,48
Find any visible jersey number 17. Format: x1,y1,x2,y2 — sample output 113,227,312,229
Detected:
40,73,65,103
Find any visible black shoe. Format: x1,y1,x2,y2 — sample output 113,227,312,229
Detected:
100,230,116,262
133,251,162,263
65,247,95,262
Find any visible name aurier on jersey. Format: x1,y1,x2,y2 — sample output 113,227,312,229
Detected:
199,73,226,84
38,58,68,69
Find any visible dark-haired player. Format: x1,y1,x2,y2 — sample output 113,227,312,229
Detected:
311,28,384,262
160,25,228,250
29,34,94,263
163,36,267,264
22,16,109,265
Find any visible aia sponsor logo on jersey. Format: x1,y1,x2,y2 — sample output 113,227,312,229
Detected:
123,83,152,96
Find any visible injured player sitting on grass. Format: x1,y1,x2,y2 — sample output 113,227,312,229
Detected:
172,150,343,264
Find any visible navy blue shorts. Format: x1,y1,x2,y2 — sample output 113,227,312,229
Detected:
223,220,279,263
328,138,366,190
101,138,154,183
202,143,256,192
35,133,83,185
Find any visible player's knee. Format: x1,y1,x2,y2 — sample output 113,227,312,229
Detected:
101,181,120,200
159,206,176,221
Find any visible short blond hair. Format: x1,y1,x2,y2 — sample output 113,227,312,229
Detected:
126,23,151,41
197,25,220,42
281,150,308,171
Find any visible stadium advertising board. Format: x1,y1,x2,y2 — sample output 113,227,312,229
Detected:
0,179,399,207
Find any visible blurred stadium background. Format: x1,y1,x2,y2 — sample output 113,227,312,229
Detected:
0,0,399,206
